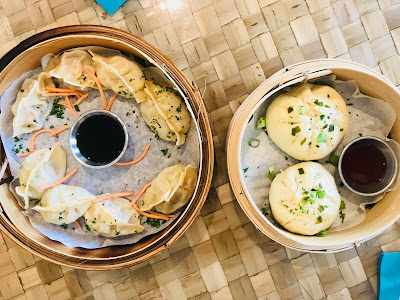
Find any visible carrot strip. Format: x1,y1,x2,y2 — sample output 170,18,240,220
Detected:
74,94,88,106
115,144,151,166
65,96,79,119
131,202,169,220
29,129,55,152
52,125,69,136
45,86,83,97
74,220,82,231
128,181,152,208
17,150,36,157
42,92,80,97
106,93,117,111
38,168,78,190
84,68,107,109
148,211,176,218
91,192,135,204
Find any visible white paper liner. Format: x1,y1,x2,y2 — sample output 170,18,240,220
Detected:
0,49,201,249
241,77,399,234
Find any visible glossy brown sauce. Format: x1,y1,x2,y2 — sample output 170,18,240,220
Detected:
342,143,386,188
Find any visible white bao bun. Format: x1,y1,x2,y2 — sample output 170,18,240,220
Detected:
269,162,341,236
266,83,349,160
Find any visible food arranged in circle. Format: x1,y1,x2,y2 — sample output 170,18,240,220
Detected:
0,47,201,248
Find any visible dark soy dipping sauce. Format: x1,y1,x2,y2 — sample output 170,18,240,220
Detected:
342,143,386,188
76,114,125,163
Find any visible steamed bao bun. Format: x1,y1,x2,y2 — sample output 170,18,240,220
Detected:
266,83,349,160
269,162,340,235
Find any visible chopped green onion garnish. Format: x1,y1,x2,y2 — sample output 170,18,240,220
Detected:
319,183,323,189
340,211,346,223
298,106,305,114
328,124,334,132
243,167,249,173
318,205,325,213
257,117,266,129
320,115,325,120
316,190,326,199
317,133,327,143
340,200,346,211
316,229,328,237
314,99,323,106
340,128,344,132
248,139,260,148
328,153,339,166
300,137,306,145
268,165,276,181
315,216,323,224
292,126,301,136
287,106,294,113
298,168,304,175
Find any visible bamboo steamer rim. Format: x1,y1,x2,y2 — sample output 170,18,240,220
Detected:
0,25,214,270
227,59,400,252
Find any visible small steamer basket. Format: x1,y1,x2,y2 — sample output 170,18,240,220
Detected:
0,26,213,270
227,59,400,252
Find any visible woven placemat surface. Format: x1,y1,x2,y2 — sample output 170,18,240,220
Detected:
0,0,399,299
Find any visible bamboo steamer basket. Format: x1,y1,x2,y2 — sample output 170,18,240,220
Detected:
0,26,214,270
227,59,400,252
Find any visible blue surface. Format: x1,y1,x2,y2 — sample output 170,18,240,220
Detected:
95,0,127,15
378,253,400,300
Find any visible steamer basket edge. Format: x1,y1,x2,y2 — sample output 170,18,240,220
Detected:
0,25,214,270
227,58,400,252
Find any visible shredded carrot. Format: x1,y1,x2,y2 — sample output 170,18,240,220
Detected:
148,211,176,218
106,93,117,111
17,150,36,157
65,96,79,119
74,94,88,106
115,144,151,166
29,129,56,152
131,202,169,220
84,68,108,109
91,192,135,204
74,220,82,231
38,168,78,190
128,182,152,207
45,86,83,97
42,92,80,97
52,125,69,136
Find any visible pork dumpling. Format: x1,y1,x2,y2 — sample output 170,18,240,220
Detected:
32,185,95,225
16,143,67,209
138,80,191,145
266,84,349,160
11,73,55,136
141,164,198,214
84,197,144,237
269,162,341,236
89,50,145,97
47,49,96,90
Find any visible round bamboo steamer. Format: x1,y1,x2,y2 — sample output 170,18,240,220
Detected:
227,59,400,252
0,25,214,270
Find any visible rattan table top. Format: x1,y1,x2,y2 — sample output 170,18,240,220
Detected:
0,0,399,299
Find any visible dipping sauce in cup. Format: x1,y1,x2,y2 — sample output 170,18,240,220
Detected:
70,110,128,168
338,136,398,196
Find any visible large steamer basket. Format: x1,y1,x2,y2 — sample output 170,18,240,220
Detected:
0,26,213,270
227,59,400,252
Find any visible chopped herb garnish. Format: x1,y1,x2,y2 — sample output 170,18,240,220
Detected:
50,125,54,129
314,99,323,106
257,117,266,129
243,167,249,173
291,126,301,136
328,153,339,167
146,218,162,228
300,137,306,145
316,216,323,224
248,139,260,147
328,124,334,132
317,133,327,143
340,211,346,223
115,231,120,236
316,190,326,199
20,89,24,93
298,106,305,114
298,168,304,175
340,200,346,210
316,229,328,237
268,165,276,181
61,223,68,229
320,115,325,120
161,148,168,156
74,104,80,112
85,224,91,231
340,128,344,132
359,133,363,137
318,205,325,213
287,106,294,113
14,137,20,143
50,98,65,119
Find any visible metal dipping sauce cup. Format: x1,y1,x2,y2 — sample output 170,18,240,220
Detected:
69,110,128,169
338,136,398,196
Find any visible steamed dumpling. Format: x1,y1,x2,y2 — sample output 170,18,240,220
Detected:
269,162,341,235
12,73,55,136
141,164,198,214
16,143,67,209
84,197,144,237
33,185,95,225
47,49,96,90
89,50,145,97
266,84,349,160
137,80,191,145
